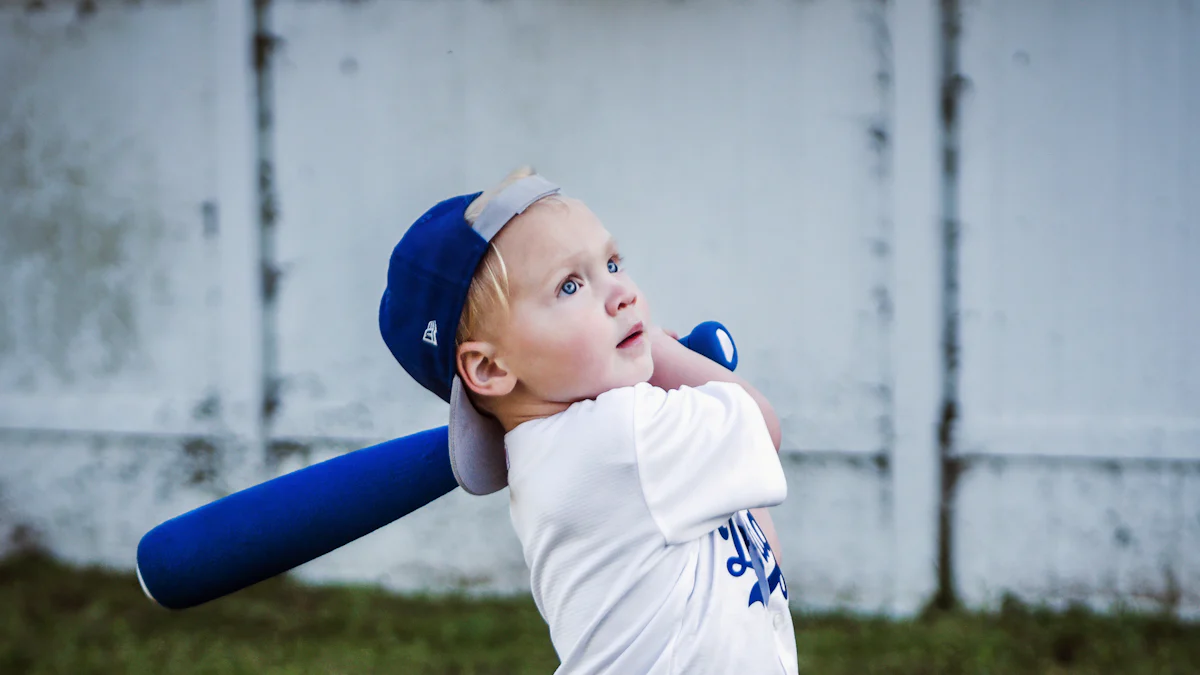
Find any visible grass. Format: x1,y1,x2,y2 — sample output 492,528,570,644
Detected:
2,550,1198,674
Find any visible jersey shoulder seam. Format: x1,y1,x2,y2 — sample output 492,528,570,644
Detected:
629,383,673,548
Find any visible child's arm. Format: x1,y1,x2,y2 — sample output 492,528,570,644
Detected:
647,328,782,451
648,328,785,562
749,507,783,565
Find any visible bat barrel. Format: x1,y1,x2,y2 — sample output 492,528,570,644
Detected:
136,426,456,609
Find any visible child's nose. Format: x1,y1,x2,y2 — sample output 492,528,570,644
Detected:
606,279,638,316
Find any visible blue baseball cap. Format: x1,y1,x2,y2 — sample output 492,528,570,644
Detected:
379,175,561,495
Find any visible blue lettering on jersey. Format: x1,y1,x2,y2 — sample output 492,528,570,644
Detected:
718,511,788,608
720,520,753,578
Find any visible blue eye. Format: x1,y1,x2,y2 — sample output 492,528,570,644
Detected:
561,279,579,295
607,259,621,273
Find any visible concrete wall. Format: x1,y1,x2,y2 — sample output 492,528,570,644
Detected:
0,0,1195,617
952,0,1200,614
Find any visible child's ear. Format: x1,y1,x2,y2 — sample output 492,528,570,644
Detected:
456,341,516,397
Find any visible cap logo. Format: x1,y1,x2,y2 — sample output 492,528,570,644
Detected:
422,320,438,347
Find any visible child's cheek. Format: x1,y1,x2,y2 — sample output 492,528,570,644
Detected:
521,306,609,381
521,322,588,369
549,332,598,368
554,332,607,380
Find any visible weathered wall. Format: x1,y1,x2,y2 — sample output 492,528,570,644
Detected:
0,0,255,566
952,0,1200,615
0,0,1194,618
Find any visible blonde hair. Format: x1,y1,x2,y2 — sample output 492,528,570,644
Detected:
455,166,536,346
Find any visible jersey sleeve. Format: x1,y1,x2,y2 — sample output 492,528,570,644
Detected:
632,381,787,546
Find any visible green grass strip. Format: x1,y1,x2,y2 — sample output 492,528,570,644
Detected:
2,551,1197,674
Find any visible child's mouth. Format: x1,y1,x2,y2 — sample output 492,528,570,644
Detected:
618,325,645,349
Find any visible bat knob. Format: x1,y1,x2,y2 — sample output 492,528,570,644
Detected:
679,321,738,372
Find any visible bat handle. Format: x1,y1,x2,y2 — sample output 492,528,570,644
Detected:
678,321,738,372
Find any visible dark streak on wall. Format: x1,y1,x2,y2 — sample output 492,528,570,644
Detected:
934,0,964,612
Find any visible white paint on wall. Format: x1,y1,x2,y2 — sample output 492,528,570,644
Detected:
954,0,1200,615
0,1,230,438
957,0,1200,452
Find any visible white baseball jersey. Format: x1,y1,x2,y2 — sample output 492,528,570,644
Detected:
505,381,798,675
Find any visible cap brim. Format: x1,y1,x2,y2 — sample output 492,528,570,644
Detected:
449,375,509,495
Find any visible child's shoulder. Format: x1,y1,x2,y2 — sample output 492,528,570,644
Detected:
511,381,746,448
509,384,644,443
565,382,753,444
590,380,741,408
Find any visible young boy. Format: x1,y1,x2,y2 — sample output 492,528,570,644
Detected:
379,168,797,674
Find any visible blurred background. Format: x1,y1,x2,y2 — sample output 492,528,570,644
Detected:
1,0,1197,672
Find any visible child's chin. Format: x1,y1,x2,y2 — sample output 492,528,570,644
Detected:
620,363,655,388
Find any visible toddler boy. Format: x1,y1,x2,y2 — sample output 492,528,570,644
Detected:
379,168,797,674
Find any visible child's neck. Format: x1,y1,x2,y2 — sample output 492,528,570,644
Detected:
492,391,574,433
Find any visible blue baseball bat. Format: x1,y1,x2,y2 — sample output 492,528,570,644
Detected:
136,321,738,609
